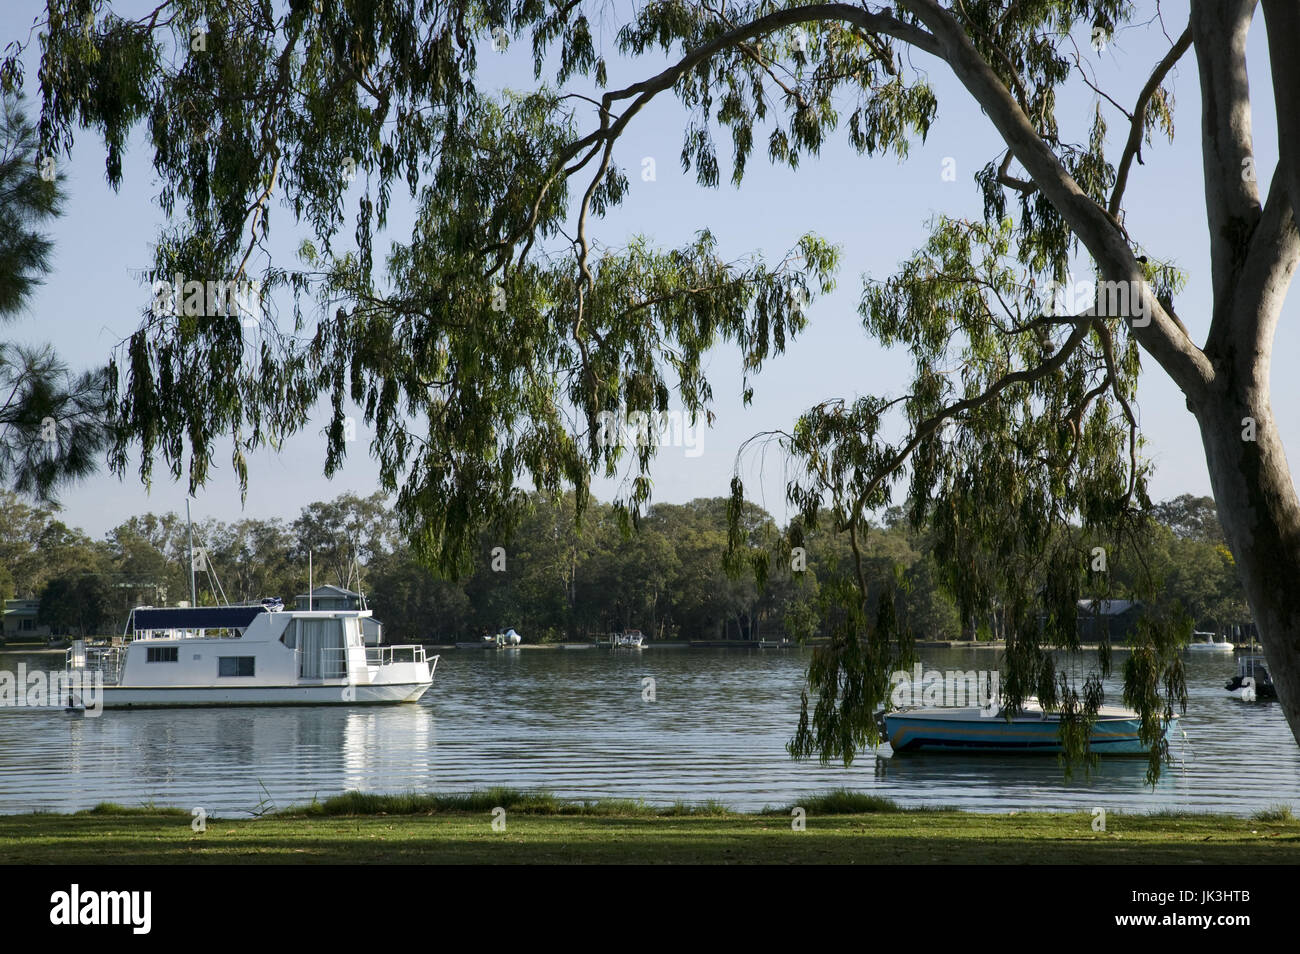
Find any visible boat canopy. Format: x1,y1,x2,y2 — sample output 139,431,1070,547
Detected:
130,605,267,632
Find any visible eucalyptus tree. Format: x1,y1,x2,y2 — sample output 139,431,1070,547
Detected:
8,1,1300,773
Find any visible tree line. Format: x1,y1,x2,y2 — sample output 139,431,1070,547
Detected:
0,489,1250,644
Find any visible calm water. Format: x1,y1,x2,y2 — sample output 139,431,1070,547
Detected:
0,647,1295,816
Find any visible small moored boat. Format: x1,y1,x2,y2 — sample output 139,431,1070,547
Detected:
1226,655,1276,701
1186,632,1235,652
881,698,1168,755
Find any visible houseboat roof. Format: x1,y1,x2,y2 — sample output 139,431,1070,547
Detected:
294,584,363,601
129,605,268,632
1076,598,1141,616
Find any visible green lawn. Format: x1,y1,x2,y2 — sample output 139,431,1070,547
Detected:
1,790,1296,864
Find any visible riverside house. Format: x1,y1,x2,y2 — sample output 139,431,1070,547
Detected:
1,599,50,642
1076,598,1143,642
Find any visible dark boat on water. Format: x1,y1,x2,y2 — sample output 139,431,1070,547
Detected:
1226,655,1277,701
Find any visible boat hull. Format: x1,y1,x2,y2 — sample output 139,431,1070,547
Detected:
72,681,432,709
884,709,1158,755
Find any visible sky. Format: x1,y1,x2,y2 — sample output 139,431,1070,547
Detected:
2,1,1297,542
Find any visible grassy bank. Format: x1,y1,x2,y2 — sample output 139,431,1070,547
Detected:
2,789,1297,864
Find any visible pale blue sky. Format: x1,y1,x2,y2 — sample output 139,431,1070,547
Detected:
3,2,1296,539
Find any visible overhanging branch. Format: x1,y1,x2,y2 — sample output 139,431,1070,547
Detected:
846,313,1094,521
1109,24,1192,218
901,0,1214,400
494,4,941,264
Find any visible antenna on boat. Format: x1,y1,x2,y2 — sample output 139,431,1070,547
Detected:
308,550,313,611
353,553,368,611
183,501,230,607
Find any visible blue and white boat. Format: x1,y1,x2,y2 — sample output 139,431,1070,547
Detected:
881,698,1167,755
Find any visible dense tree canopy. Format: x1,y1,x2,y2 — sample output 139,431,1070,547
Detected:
7,1,1300,778
0,488,1254,653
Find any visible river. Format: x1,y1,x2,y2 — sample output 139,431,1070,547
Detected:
0,645,1294,815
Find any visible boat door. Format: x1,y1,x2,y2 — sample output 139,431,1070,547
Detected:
292,618,348,679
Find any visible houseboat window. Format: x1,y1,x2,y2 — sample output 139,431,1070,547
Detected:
218,656,256,677
146,647,179,663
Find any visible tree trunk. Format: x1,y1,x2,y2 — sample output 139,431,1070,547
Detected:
1194,389,1300,743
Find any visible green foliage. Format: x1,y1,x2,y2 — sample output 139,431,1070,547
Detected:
768,789,902,814
290,787,732,817
1252,805,1295,823
0,95,110,499
78,802,189,817
0,95,62,315
37,570,113,636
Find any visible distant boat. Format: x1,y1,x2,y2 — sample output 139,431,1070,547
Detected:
609,630,644,648
1226,655,1276,701
486,629,522,648
1187,632,1235,652
880,698,1169,755
461,629,523,649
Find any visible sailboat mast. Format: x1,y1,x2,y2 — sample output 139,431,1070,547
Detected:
187,498,197,606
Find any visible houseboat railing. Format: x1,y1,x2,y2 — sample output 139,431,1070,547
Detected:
66,642,124,686
365,645,429,667
313,647,350,679
293,645,437,679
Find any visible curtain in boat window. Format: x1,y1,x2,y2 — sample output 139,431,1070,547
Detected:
295,619,346,678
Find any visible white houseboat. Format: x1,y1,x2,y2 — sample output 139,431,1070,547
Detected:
66,602,437,708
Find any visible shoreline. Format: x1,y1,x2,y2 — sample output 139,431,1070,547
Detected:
3,640,1263,653
1,790,1294,864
